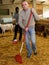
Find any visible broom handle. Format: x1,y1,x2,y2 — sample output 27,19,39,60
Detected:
20,42,24,54
20,33,25,54
20,11,32,54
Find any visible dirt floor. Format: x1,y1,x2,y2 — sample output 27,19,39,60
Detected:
0,32,49,65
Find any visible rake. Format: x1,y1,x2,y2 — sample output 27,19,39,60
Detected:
15,34,25,64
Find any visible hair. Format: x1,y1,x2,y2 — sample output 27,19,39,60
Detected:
15,7,19,13
22,0,26,2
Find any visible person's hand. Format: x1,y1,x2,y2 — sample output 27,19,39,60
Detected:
25,27,28,32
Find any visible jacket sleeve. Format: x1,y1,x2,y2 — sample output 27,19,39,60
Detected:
32,8,41,21
18,12,25,29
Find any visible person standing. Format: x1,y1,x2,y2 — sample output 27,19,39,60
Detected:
18,1,40,58
13,7,22,42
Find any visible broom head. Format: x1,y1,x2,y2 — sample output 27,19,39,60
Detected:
15,54,23,64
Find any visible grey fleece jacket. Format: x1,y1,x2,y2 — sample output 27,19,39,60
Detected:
18,8,40,29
